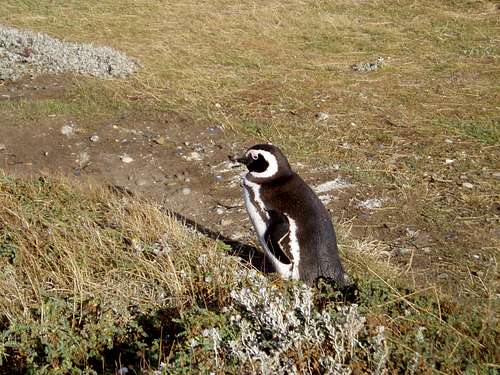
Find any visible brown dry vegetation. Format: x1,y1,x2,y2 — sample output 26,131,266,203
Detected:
0,0,499,373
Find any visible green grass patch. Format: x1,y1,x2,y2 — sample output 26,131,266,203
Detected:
441,117,500,145
0,98,83,121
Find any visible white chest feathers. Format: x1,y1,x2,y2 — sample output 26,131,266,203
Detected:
242,178,268,239
242,178,300,280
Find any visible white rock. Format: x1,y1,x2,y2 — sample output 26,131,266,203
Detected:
359,198,384,210
445,159,455,164
187,151,203,161
181,187,191,195
120,154,134,163
319,195,332,205
315,112,329,121
314,177,351,193
61,123,75,137
0,144,5,151
444,139,453,144
215,207,225,215
89,134,99,142
492,172,500,180
462,182,474,189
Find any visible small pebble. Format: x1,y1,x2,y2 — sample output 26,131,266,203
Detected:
444,139,453,144
445,159,455,164
492,172,500,180
61,123,75,137
187,152,203,161
215,103,222,108
89,134,99,142
315,112,329,121
462,182,474,189
181,187,191,195
193,144,205,152
153,136,165,145
0,144,5,151
215,207,225,215
121,155,134,163
351,57,385,72
359,198,383,210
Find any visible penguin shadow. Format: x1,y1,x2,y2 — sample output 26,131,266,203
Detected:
105,184,271,273
168,211,275,274
106,185,358,303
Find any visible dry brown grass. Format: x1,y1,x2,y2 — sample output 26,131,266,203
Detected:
0,174,241,318
0,173,496,372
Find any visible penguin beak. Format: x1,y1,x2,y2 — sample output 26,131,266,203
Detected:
229,154,251,166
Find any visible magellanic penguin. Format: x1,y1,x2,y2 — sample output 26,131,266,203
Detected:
231,144,348,287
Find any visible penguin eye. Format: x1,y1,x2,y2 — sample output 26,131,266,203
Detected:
251,152,258,160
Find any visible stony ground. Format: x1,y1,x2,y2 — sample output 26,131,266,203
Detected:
0,23,138,80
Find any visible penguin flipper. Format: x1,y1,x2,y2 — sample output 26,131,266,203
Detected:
264,210,293,265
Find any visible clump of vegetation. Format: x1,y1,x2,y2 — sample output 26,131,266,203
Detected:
0,173,497,374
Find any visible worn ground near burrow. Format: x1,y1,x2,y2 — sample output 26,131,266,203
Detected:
1,0,499,312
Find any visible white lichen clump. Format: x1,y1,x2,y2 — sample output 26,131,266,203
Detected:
217,269,388,374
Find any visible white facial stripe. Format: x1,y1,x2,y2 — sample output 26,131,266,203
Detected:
248,150,279,179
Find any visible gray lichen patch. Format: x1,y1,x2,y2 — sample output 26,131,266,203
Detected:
0,24,139,81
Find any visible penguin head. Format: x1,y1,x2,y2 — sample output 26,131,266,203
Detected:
231,144,292,181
